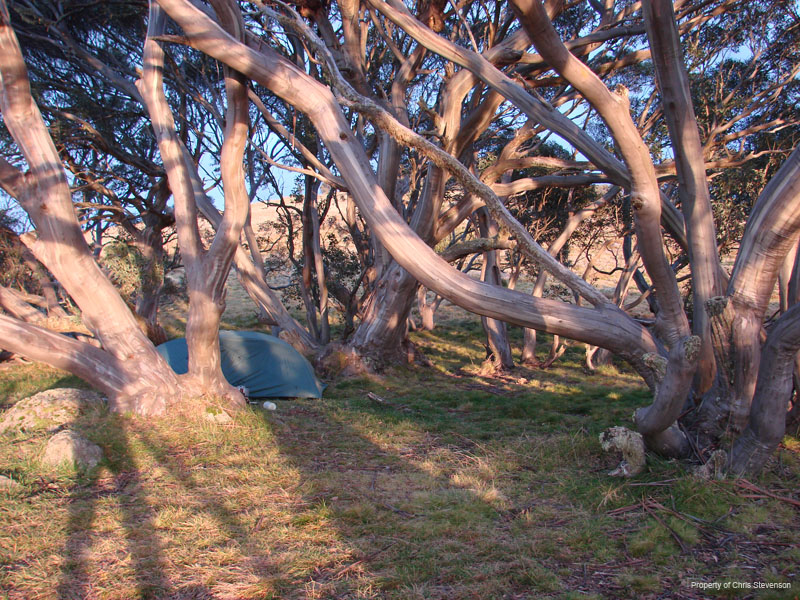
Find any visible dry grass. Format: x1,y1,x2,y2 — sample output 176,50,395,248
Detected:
1,318,799,599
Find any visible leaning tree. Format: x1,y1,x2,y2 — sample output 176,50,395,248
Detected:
145,0,799,475
1,0,799,476
0,0,257,413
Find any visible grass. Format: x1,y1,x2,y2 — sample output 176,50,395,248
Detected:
1,317,799,599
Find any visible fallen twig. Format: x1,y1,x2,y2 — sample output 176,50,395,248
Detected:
329,541,397,580
379,501,416,518
736,479,800,508
606,503,643,515
367,391,388,404
643,499,689,553
626,479,679,487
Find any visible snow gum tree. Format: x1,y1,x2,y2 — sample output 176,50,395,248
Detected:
0,0,248,413
0,0,798,476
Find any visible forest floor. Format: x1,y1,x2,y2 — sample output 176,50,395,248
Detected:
1,309,799,599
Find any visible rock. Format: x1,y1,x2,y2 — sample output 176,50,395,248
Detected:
0,475,21,491
599,426,646,477
0,388,106,433
41,430,103,470
203,406,232,423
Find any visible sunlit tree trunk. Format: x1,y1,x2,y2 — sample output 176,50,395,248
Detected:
0,11,181,414
138,0,250,407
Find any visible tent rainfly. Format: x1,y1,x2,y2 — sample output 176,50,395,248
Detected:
157,330,324,399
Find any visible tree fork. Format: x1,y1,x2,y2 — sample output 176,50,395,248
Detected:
156,0,662,375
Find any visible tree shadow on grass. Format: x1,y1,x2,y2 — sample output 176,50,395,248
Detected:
47,391,561,599
56,413,173,600
244,400,528,599
119,400,520,599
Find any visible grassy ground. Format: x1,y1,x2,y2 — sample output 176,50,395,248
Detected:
1,317,799,600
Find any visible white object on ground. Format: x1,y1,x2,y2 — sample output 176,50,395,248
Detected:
262,401,277,411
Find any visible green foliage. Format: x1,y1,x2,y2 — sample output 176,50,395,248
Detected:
323,231,361,285
0,213,36,292
99,241,150,303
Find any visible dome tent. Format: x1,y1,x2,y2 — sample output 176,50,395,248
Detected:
157,330,324,399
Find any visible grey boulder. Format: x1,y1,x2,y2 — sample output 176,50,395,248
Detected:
0,388,105,433
41,430,103,471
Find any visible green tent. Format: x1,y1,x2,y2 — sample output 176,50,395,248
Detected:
157,330,324,399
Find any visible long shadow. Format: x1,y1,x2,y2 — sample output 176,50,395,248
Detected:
250,397,514,597
115,398,510,598
51,382,563,597
57,412,172,599
131,425,254,598
55,460,100,599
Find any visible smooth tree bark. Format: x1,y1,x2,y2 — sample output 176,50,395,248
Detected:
301,176,330,344
155,0,661,373
275,0,796,471
694,146,800,439
642,0,725,394
509,0,699,456
0,0,265,413
477,207,514,371
188,167,319,356
0,7,181,413
137,0,249,407
2,0,798,476
729,302,800,474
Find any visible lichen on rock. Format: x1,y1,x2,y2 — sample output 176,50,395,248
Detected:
599,426,646,477
0,388,106,433
41,430,103,471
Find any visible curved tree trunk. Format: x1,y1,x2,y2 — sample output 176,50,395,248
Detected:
189,169,319,356
729,303,800,475
692,147,800,439
154,0,800,474
138,1,249,408
349,261,419,369
157,0,661,372
477,208,513,371
643,0,724,395
0,13,181,413
347,162,446,367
